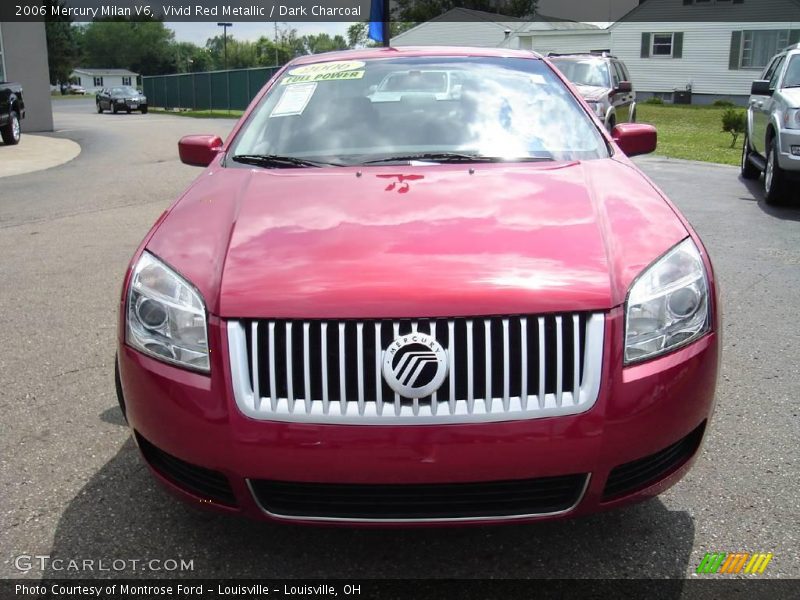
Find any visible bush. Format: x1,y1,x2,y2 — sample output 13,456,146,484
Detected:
644,97,664,105
713,99,736,108
721,108,746,148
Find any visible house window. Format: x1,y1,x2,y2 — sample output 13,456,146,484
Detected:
93,76,104,86
641,32,684,59
652,33,675,57
740,30,790,69
122,76,131,85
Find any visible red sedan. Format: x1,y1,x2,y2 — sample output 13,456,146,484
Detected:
116,47,719,524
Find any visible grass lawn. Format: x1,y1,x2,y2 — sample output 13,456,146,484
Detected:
51,93,95,100
149,108,245,119
636,103,744,166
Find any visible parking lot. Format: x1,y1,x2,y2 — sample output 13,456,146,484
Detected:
1,98,798,580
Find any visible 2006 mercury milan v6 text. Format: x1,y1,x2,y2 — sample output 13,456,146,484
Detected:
116,47,720,524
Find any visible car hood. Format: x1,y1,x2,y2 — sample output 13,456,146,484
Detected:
147,159,688,319
574,85,610,102
780,87,800,107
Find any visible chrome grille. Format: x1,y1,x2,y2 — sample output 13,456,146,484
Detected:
228,313,604,424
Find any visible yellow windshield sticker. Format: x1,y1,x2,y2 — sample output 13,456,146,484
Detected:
288,61,365,76
281,70,365,85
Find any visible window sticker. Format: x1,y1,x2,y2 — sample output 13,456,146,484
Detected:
270,82,317,117
288,61,365,76
281,70,365,85
529,74,546,85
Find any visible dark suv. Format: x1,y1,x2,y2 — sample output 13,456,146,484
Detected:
0,82,25,145
548,53,636,131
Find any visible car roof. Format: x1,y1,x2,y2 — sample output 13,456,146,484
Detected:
287,46,542,67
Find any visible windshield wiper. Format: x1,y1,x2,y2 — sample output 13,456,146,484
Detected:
360,152,553,165
230,154,343,168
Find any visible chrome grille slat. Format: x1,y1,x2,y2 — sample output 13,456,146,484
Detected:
484,319,492,413
520,317,528,411
303,323,312,414
338,322,346,415
286,321,294,413
537,317,545,410
430,320,438,415
356,322,365,416
502,318,510,412
555,315,563,407
392,322,400,415
374,322,383,416
229,313,605,425
467,319,474,415
321,322,329,414
573,314,580,406
268,322,277,412
448,320,456,416
251,322,260,411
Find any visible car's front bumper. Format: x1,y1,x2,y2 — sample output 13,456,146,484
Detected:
117,306,719,525
778,127,800,172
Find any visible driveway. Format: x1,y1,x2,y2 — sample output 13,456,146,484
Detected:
1,98,798,581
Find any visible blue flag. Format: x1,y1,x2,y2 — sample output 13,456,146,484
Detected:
368,0,385,43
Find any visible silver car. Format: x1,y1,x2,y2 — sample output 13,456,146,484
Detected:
742,43,800,204
549,53,636,131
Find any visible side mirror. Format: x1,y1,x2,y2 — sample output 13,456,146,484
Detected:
178,135,223,167
612,123,657,157
750,79,772,96
616,81,633,94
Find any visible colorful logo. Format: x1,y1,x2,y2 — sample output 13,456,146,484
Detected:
696,552,773,574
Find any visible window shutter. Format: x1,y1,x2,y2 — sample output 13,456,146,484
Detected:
641,33,651,58
790,30,800,46
673,32,684,58
729,31,742,70
732,0,744,4
683,0,693,5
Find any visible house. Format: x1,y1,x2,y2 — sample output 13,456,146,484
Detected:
70,68,141,93
523,0,800,104
391,7,603,48
0,22,54,132
606,0,800,104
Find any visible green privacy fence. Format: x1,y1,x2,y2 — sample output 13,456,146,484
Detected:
142,66,281,111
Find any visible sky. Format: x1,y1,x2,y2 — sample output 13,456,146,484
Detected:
167,22,354,44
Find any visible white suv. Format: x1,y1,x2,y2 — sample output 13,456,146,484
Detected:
742,43,800,204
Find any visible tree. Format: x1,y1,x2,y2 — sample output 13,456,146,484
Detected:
347,21,417,48
721,109,746,148
394,0,537,21
44,0,80,84
173,42,211,73
300,33,349,55
81,19,176,75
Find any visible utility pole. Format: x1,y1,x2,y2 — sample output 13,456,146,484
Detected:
381,0,390,47
217,22,233,69
274,22,279,66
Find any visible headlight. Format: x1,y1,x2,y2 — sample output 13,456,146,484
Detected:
586,100,605,117
624,238,710,364
126,252,209,372
783,108,800,130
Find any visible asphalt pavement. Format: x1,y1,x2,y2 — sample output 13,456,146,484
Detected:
1,98,798,582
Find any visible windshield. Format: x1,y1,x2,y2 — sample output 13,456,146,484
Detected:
230,56,608,165
784,55,800,88
112,87,139,95
550,59,610,88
